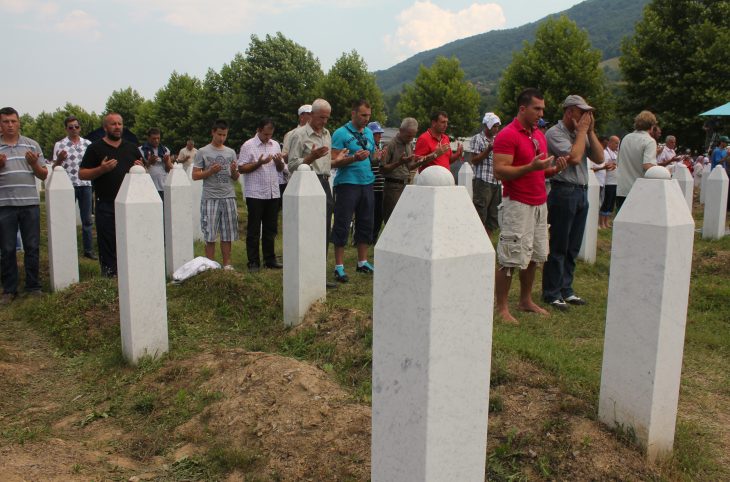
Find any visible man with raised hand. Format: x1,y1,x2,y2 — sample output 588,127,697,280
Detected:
542,95,604,311
0,107,48,304
139,127,173,200
492,89,566,324
53,115,96,259
380,117,421,224
79,113,143,277
414,110,463,172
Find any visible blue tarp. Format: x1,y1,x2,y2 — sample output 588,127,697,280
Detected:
699,102,730,116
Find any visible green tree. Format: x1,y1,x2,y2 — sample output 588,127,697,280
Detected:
317,50,386,128
142,72,203,150
497,16,611,128
216,53,250,149
396,56,480,137
190,69,229,148
104,87,145,133
620,0,730,149
240,33,323,141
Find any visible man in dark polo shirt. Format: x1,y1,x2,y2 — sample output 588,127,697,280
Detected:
542,95,604,311
79,113,143,277
414,110,463,172
380,117,421,224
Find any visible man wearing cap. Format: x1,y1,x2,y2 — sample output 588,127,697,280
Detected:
470,113,502,237
380,117,421,224
367,121,387,240
282,104,312,160
542,95,603,311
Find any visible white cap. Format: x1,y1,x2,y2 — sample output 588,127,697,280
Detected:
298,104,312,115
482,112,501,129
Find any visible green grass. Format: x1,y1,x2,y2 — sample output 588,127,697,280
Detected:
1,187,727,480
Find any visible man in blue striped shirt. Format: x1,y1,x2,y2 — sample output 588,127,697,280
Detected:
0,107,48,304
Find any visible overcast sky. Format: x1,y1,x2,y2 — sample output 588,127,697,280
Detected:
3,0,583,116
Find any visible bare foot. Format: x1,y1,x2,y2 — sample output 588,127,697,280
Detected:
496,308,519,325
518,301,549,316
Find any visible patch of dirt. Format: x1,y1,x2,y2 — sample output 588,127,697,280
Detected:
293,302,372,354
175,350,371,481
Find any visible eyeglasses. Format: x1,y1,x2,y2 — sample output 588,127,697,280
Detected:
67,125,80,130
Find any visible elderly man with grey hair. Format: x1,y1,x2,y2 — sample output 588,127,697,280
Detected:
656,134,681,172
287,98,346,288
380,117,422,224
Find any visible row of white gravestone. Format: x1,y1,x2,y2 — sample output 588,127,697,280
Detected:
369,165,693,480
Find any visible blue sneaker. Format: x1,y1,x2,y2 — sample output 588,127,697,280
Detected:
334,266,349,283
356,261,374,274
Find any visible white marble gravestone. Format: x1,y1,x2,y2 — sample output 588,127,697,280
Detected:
701,165,729,240
699,163,711,204
672,163,694,214
598,167,694,463
283,165,326,327
578,168,600,263
372,166,494,481
187,165,204,242
457,161,474,199
116,165,169,364
46,166,79,291
164,164,194,277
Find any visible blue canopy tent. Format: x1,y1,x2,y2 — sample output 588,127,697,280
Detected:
699,102,730,116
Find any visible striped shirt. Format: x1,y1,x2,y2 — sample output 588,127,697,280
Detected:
0,135,44,206
53,136,92,187
238,135,281,200
470,131,499,184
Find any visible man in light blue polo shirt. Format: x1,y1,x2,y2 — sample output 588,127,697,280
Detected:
330,99,376,282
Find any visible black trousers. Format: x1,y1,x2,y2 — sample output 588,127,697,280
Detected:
95,200,117,277
317,175,334,248
245,197,279,266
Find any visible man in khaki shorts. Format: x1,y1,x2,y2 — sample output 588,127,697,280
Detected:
492,88,566,324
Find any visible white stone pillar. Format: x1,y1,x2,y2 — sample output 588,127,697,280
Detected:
283,165,326,327
116,165,168,364
578,168,600,263
701,165,729,240
457,161,474,199
164,164,194,277
372,166,494,482
598,166,694,463
672,163,694,214
187,165,204,242
699,163,711,204
46,166,79,291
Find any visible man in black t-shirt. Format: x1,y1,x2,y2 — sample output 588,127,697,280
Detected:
80,113,142,277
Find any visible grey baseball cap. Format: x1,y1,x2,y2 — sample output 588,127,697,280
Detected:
562,95,594,111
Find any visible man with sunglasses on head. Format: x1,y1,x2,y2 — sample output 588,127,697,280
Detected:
542,95,604,311
493,88,567,324
53,116,96,259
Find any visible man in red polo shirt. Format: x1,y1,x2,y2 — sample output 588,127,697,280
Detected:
493,88,567,324
414,110,463,172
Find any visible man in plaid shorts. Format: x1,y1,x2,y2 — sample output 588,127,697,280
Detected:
193,119,240,270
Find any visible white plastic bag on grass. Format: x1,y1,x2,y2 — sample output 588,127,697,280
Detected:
172,256,221,283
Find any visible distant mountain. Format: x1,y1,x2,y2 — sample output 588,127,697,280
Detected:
375,0,650,95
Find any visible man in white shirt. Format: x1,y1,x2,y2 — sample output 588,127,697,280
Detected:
599,135,619,228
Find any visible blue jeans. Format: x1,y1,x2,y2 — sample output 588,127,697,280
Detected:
0,205,41,294
542,183,588,302
75,185,94,254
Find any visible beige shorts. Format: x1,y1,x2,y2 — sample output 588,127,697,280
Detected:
496,197,548,269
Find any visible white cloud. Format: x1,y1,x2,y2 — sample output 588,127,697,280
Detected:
55,9,101,40
384,1,506,60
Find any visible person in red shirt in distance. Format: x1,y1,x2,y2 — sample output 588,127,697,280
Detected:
492,88,567,324
414,111,463,172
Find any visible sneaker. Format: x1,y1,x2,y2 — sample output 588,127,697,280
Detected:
333,266,349,283
223,265,235,271
356,261,374,274
0,293,17,305
326,281,338,289
247,262,260,273
564,295,587,306
548,299,569,311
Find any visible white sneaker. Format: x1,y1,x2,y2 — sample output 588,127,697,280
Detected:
223,265,235,271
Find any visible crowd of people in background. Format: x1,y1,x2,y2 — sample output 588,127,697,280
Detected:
1,89,727,313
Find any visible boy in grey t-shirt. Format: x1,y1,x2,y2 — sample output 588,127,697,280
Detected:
193,119,240,269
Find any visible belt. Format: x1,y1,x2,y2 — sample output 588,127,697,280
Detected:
316,174,330,180
550,180,587,190
384,178,407,185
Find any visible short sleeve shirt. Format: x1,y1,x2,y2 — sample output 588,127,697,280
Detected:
80,139,141,202
194,144,237,199
616,130,656,197
0,135,44,207
238,135,281,200
414,129,452,172
139,144,171,192
53,137,92,187
470,131,498,184
331,122,376,186
546,120,591,186
492,118,547,206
